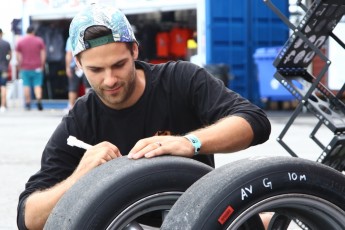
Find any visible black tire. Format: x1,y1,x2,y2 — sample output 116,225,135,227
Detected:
44,156,213,230
161,156,345,230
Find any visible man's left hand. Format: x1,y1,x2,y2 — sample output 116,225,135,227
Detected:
127,136,194,159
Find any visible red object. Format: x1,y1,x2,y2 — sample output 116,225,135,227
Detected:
149,59,170,64
156,32,170,57
218,206,234,225
169,27,193,58
78,84,85,96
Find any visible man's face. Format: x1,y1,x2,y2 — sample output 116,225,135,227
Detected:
78,42,139,110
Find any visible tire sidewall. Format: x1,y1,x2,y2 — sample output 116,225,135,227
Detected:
44,156,213,230
161,156,345,230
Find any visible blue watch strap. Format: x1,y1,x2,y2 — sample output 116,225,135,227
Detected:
184,134,202,155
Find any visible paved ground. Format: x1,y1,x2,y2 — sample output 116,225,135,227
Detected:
0,106,333,229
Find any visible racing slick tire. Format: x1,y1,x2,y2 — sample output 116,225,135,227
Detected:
161,156,345,230
44,156,213,230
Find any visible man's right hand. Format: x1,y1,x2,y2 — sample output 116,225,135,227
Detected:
24,141,121,230
72,141,122,180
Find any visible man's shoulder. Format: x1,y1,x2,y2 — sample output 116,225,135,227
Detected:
136,60,201,86
36,35,45,42
163,61,201,77
31,36,45,45
20,35,44,44
16,36,30,46
72,90,98,114
142,60,198,73
164,60,199,72
0,38,10,46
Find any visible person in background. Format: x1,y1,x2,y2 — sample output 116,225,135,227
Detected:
65,36,91,111
17,4,271,229
15,25,46,111
0,28,12,112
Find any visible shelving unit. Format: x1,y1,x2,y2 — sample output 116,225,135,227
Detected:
264,0,345,172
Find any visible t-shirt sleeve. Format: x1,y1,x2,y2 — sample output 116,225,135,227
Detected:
40,38,46,50
174,61,271,146
17,115,84,229
15,41,21,52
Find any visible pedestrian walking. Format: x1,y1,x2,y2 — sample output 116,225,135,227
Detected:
15,26,46,110
65,36,91,111
0,28,12,112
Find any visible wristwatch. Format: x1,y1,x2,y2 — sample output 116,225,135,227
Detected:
184,134,202,155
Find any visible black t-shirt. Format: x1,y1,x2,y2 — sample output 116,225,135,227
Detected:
17,61,271,229
0,38,11,71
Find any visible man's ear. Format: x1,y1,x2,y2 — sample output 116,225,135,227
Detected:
133,43,139,60
75,58,82,69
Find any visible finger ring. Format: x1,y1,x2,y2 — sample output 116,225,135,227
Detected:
155,142,162,147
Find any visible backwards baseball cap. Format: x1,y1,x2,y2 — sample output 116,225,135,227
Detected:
69,4,137,56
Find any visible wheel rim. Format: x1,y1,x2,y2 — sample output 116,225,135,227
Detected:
228,193,345,229
106,191,182,230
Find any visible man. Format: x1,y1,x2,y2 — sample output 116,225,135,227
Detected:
65,36,91,111
0,28,11,112
15,26,46,111
17,4,271,229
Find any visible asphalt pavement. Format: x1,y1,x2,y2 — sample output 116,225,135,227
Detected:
0,105,333,229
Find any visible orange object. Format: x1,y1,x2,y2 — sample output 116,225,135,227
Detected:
156,32,170,57
169,27,193,58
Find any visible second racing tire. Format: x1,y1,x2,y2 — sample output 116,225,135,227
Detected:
161,156,345,230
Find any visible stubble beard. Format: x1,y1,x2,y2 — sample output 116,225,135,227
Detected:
95,68,137,109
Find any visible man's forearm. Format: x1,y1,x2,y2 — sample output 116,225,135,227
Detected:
128,115,257,160
23,140,121,229
191,116,254,154
24,176,77,230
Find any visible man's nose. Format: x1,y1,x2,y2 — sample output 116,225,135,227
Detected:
103,69,118,86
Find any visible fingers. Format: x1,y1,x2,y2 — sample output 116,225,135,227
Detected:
74,141,122,179
98,141,122,157
128,140,163,159
92,141,122,161
128,136,194,160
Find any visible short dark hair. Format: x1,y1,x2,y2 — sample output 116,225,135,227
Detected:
84,25,111,41
0,28,2,34
76,25,135,61
27,26,35,34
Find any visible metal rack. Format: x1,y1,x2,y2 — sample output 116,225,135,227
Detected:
264,0,345,172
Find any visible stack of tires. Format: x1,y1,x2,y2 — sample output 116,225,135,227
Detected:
44,155,345,230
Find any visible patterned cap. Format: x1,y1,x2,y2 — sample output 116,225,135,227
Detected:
69,4,137,56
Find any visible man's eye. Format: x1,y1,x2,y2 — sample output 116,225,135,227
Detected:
114,62,125,68
90,68,102,73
